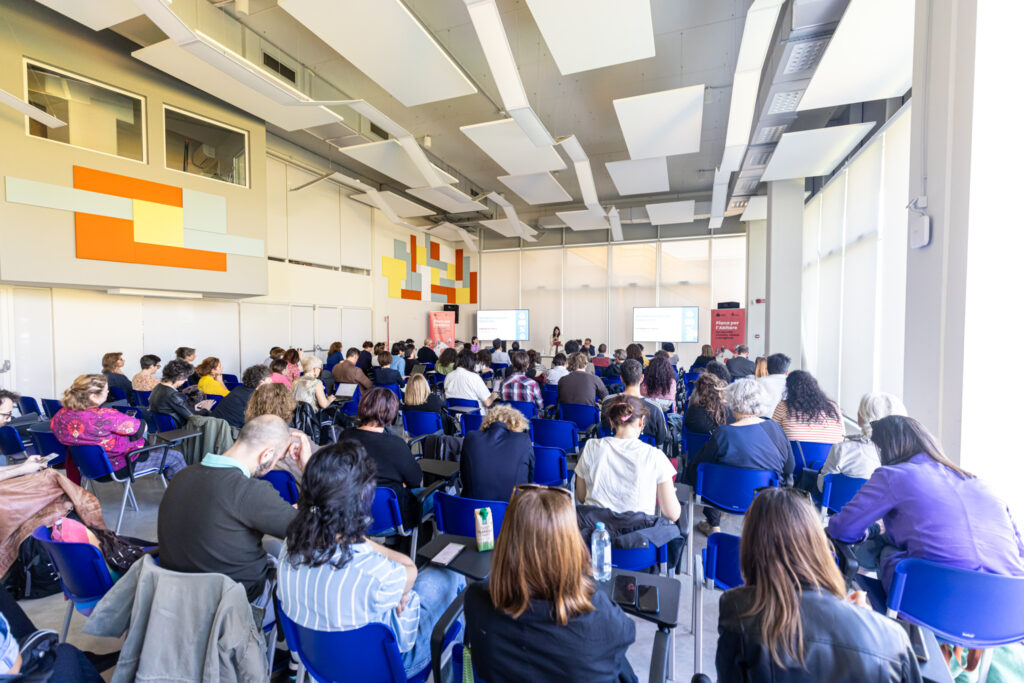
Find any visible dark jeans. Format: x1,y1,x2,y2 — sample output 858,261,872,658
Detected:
704,507,722,527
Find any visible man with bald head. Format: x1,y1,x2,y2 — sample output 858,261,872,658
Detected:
158,415,312,603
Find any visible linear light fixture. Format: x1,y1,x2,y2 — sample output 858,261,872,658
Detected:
0,88,66,128
107,288,202,299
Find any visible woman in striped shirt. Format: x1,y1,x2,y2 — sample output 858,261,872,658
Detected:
277,439,463,677
771,370,845,444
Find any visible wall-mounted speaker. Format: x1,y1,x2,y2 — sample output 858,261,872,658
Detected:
443,304,459,324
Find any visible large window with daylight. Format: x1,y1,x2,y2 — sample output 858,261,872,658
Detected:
25,61,145,161
164,106,248,187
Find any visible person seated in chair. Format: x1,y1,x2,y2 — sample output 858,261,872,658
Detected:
372,351,403,388
277,440,463,679
725,344,755,378
815,392,906,493
332,347,372,398
212,365,271,429
195,356,230,397
101,352,134,405
416,339,438,365
293,356,336,410
499,351,544,416
557,353,608,407
639,355,676,413
465,485,637,683
149,359,215,427
715,487,920,682
684,373,734,435
600,360,670,452
771,370,843,444
131,354,161,393
460,405,534,501
444,350,497,411
490,339,511,366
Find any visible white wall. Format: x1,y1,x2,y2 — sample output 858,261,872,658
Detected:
745,220,767,357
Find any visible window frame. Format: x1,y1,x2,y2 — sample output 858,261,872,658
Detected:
161,104,250,189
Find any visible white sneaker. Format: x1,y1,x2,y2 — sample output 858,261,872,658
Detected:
696,521,721,536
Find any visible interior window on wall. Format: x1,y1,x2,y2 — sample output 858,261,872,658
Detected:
25,61,145,161
164,106,248,186
520,249,562,350
610,243,657,350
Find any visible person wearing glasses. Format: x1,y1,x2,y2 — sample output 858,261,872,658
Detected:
714,487,920,681
464,485,637,682
0,389,47,482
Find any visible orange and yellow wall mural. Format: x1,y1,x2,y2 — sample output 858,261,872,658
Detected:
382,233,477,304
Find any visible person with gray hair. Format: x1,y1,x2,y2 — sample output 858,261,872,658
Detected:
684,378,794,536
815,392,907,493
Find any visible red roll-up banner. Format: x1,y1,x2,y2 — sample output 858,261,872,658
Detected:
428,311,456,347
711,308,746,354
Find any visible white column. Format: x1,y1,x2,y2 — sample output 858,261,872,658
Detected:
765,180,804,366
745,219,767,357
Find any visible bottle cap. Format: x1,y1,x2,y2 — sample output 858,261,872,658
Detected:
595,522,605,530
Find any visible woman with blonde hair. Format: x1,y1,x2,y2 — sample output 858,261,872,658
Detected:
689,343,716,371
293,356,335,410
460,405,534,501
101,351,135,404
464,486,637,682
195,356,229,397
716,487,919,681
245,382,297,425
402,374,445,415
753,356,768,378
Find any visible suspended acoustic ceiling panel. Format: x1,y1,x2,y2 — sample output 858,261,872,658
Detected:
406,185,486,214
605,157,670,195
461,118,567,175
35,0,141,30
338,139,458,188
613,84,705,160
133,40,342,131
277,0,476,107
761,123,874,181
645,200,696,225
497,172,572,205
479,218,538,239
798,0,914,111
523,0,655,75
350,191,434,218
555,209,610,231
740,195,767,221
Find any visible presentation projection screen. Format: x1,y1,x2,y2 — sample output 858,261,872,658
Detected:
477,309,530,341
633,307,699,343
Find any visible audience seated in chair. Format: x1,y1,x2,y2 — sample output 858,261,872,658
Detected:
325,341,344,367
685,379,793,536
500,350,544,415
702,360,731,385
543,353,570,385
461,405,534,501
372,351,403,388
332,347,372,397
715,487,920,682
753,356,769,379
444,349,497,411
600,360,669,451
756,352,790,416
557,353,608,406
282,349,302,385
263,346,285,368
389,342,406,377
815,392,906,493
293,356,336,410
416,339,438,365
435,347,457,376
689,344,716,372
490,338,511,366
640,355,677,412
725,344,755,379
277,440,463,679
269,358,293,389
465,485,637,683
175,347,200,386
211,365,271,429
576,395,680,522
684,373,735,435
828,415,1024,593
602,348,627,379
772,370,844,444
525,349,547,380
101,352,134,405
148,359,214,428
194,356,230,398
130,354,161,393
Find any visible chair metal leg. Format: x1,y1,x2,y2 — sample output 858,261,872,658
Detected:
686,492,695,576
296,662,306,683
410,527,419,559
694,569,704,676
160,473,168,489
60,601,73,643
116,483,131,534
977,648,993,683
127,484,139,511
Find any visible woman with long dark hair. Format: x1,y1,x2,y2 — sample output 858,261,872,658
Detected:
548,326,562,356
435,347,458,375
684,373,733,434
640,355,676,411
625,343,646,367
829,415,1024,591
771,370,843,443
278,440,463,678
717,487,920,681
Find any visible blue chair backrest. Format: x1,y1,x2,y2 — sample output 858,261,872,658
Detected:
28,426,65,467
41,399,63,418
421,362,435,371
108,387,128,403
446,397,479,411
821,474,868,514
380,384,403,402
507,400,537,419
0,426,27,456
790,441,833,475
434,492,508,538
19,396,41,417
611,542,668,571
532,446,567,486
491,363,509,377
342,387,362,416
557,403,600,431
152,412,178,432
540,385,559,408
134,391,151,407
31,526,114,603
685,431,711,459
683,372,701,385
703,532,743,590
369,487,404,535
886,558,1024,648
694,463,779,514
68,445,115,480
222,374,239,385
276,602,411,683
401,410,443,438
460,412,484,436
639,434,656,447
260,470,299,505
530,418,579,453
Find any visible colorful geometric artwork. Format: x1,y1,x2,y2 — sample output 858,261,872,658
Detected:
4,166,264,271
382,233,477,304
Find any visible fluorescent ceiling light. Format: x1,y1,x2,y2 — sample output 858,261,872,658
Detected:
0,88,66,128
338,139,457,188
605,157,670,195
461,118,566,175
406,186,486,214
740,195,767,221
278,0,476,107
613,84,705,159
646,200,696,225
350,191,434,218
498,172,571,205
523,0,655,75
608,206,624,241
555,209,609,231
107,288,201,299
798,0,914,111
34,0,140,30
761,122,874,181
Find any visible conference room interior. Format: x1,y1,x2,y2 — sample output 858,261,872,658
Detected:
0,0,1021,681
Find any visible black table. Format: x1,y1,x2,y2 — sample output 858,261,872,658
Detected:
416,534,491,581
596,569,681,630
154,428,202,445
418,458,459,479
446,405,480,415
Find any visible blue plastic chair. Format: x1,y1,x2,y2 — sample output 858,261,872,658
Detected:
19,396,42,417
261,470,299,505
886,558,1024,678
152,412,178,432
134,390,151,408
222,373,239,389
529,418,579,454
433,492,508,539
108,386,129,403
540,384,559,410
506,400,538,419
490,363,509,378
694,532,743,673
401,410,444,451
68,443,170,533
532,446,567,486
380,384,403,403
611,543,669,572
341,387,362,416
790,440,834,476
32,526,116,642
460,412,484,436
41,399,63,418
446,397,480,413
557,403,600,433
686,431,711,459
28,425,65,467
0,426,30,458
369,486,420,557
820,473,868,516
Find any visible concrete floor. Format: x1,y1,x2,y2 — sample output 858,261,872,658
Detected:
18,476,733,682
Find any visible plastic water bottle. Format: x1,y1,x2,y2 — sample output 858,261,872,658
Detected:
591,522,611,582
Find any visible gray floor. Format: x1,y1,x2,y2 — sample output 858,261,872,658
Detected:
18,476,732,682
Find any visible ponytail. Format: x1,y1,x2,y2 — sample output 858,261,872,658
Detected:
602,394,648,427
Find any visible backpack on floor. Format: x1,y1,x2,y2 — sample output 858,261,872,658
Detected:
2,535,61,599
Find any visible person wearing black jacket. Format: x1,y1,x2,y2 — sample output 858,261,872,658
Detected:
460,405,534,501
211,365,271,429
149,359,213,428
371,351,403,387
416,339,438,364
725,344,756,378
355,341,374,376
